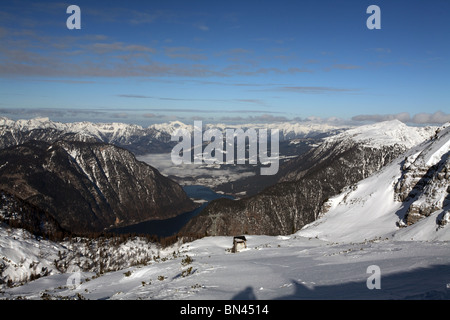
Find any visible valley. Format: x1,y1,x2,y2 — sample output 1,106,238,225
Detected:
0,117,448,301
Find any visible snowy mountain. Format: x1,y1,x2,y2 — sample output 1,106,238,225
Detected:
1,119,449,300
298,123,450,242
151,120,349,141
323,119,435,149
0,140,196,234
181,121,438,236
0,117,174,155
0,117,349,156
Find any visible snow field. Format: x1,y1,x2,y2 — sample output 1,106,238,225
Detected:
2,234,449,300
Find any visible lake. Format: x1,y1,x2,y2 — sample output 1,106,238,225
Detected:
109,185,233,238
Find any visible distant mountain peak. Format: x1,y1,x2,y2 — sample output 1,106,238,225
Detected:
324,120,437,149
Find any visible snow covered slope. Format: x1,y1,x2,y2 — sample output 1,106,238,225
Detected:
0,225,165,288
322,120,436,149
2,234,449,300
298,123,450,242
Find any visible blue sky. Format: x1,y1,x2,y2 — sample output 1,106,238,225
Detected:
0,0,449,126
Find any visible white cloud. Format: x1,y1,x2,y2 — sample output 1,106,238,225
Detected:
352,112,411,123
412,111,450,124
352,111,450,125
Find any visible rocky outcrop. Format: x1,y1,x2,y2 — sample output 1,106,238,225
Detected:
0,140,196,234
394,126,450,226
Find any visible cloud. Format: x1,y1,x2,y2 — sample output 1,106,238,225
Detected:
0,108,65,118
412,111,450,124
88,42,156,54
165,46,207,61
352,111,450,125
117,94,227,102
128,11,167,25
216,48,252,56
326,64,363,71
252,37,295,45
220,116,245,122
142,108,210,113
142,113,165,119
0,57,226,78
250,114,288,122
84,7,172,26
219,114,288,123
279,86,359,94
0,24,312,80
117,94,270,106
237,67,312,76
332,64,362,70
351,112,411,123
139,108,283,115
191,116,207,121
0,33,225,78
196,24,210,31
0,107,106,119
117,94,151,99
111,113,128,119
31,79,96,84
234,99,267,106
367,48,391,54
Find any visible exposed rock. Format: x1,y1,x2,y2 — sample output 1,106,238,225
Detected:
394,126,450,226
438,211,450,228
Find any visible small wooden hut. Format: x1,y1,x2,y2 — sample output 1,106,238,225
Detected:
232,235,247,253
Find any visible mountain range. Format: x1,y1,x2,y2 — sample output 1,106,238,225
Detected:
0,117,449,296
0,117,349,155
1,117,446,239
181,120,442,236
